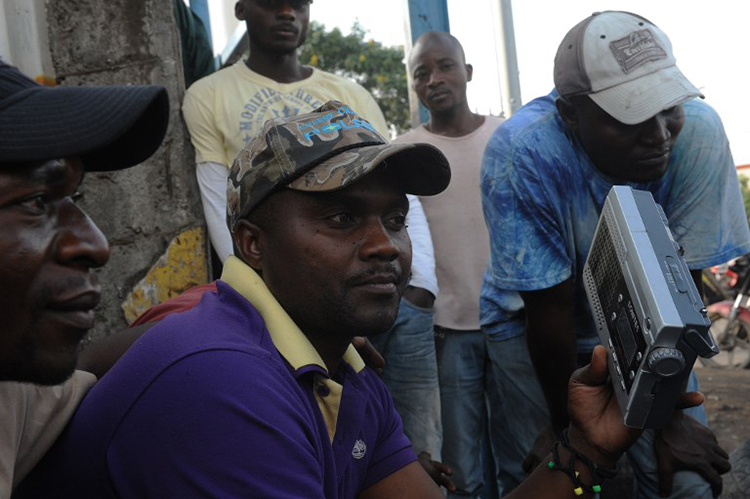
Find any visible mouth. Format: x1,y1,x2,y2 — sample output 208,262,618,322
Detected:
45,290,101,330
350,271,402,295
428,89,451,102
271,24,299,37
635,149,671,166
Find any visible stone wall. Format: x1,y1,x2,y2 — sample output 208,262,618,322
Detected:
46,0,208,342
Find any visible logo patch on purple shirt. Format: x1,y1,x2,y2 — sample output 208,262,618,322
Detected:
609,29,667,74
352,439,367,459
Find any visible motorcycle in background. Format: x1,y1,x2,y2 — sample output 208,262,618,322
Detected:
702,256,750,368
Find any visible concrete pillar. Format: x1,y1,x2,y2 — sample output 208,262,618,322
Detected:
0,0,55,84
45,0,208,342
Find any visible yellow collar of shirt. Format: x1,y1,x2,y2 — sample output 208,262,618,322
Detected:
220,256,365,375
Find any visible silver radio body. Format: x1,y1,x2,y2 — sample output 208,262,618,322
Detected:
583,186,718,429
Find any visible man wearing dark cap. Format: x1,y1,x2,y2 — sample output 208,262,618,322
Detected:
0,59,169,496
480,11,742,498
20,101,691,499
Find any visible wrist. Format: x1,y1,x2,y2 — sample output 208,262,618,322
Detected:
403,286,435,309
567,425,621,469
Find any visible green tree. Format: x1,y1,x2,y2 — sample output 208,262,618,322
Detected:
739,174,750,227
300,21,410,135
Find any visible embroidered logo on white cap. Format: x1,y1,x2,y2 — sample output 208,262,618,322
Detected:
609,29,667,74
352,439,367,459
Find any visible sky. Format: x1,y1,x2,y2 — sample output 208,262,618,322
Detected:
207,0,750,166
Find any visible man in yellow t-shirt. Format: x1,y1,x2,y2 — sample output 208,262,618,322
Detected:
183,0,389,263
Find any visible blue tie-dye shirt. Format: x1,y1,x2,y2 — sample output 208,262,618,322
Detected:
480,91,750,341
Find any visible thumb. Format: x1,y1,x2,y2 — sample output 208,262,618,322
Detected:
571,345,609,387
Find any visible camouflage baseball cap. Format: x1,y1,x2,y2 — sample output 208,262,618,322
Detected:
227,100,451,230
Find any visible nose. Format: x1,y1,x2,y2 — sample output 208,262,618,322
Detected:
55,200,110,269
427,71,443,88
358,219,404,262
641,112,671,145
276,2,296,19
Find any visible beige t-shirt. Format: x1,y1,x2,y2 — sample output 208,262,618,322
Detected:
0,370,96,497
182,61,390,167
393,116,504,330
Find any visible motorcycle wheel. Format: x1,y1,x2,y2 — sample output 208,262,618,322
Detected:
700,311,750,368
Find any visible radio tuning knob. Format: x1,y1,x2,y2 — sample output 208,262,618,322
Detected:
647,348,686,377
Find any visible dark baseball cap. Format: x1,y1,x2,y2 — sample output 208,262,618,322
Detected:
0,59,169,170
227,100,451,229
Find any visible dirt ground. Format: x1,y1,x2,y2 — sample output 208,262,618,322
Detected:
695,364,750,455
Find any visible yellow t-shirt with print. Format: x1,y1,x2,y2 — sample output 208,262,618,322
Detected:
182,61,390,168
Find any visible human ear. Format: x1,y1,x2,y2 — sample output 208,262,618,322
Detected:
465,63,473,82
555,96,578,131
232,219,264,271
235,1,246,21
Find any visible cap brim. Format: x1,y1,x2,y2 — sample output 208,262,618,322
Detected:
589,65,703,125
287,142,451,196
0,84,169,171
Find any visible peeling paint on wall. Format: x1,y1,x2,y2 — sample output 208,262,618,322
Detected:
121,226,209,323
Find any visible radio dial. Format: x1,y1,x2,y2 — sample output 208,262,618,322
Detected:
647,348,685,377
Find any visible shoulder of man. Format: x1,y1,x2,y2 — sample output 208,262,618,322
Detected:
681,98,725,132
184,62,241,98
391,125,426,144
310,67,373,95
485,95,565,160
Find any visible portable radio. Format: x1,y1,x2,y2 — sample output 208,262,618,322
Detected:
583,186,718,428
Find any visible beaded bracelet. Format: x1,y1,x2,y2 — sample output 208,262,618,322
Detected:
546,429,618,497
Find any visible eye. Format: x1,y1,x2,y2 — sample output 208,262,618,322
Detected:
385,213,407,231
414,70,428,81
327,212,357,227
661,106,683,119
18,194,48,214
71,191,84,203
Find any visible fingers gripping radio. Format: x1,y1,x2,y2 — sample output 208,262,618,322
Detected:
583,186,718,429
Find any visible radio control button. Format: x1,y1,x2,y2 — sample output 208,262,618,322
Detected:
647,348,685,377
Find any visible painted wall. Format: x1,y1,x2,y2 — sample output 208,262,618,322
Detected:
44,0,209,342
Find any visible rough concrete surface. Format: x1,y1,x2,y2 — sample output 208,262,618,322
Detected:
46,0,207,342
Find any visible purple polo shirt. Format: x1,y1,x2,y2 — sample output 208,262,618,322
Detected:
26,281,416,498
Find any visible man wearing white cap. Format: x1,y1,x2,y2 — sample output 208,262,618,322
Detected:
480,11,746,498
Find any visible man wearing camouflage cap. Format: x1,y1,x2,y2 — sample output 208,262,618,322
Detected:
24,101,696,499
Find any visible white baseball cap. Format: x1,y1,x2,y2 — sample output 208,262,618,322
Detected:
553,11,702,125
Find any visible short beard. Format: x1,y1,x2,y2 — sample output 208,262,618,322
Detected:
0,330,78,386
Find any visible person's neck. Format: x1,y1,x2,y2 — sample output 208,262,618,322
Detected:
424,104,484,138
245,46,311,84
304,331,351,375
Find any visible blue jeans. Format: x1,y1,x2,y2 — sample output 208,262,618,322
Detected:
368,298,442,459
627,372,711,499
435,329,540,498
487,332,712,499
